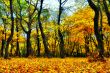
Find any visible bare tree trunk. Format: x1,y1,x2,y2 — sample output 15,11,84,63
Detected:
36,28,40,57
26,30,32,57
15,18,20,56
1,19,6,57
58,29,65,58
4,0,14,59
87,0,104,59
98,1,104,59
57,0,67,58
38,0,49,57
16,39,20,56
1,40,4,57
1,31,5,57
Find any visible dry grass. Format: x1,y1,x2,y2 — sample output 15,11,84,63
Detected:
0,58,110,73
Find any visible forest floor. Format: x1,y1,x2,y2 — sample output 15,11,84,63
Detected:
0,58,110,73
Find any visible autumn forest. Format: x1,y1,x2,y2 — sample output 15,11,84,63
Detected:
0,0,110,73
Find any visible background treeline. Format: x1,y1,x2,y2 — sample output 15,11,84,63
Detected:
0,0,110,59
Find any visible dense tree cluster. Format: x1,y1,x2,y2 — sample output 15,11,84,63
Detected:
0,0,110,60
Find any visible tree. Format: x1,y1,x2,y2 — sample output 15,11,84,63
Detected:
57,0,68,58
0,0,9,57
15,15,20,56
4,0,14,59
17,0,38,57
38,0,49,57
0,18,6,57
87,0,104,59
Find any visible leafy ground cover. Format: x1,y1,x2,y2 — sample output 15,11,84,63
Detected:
0,58,110,73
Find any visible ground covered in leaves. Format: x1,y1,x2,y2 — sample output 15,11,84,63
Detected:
0,58,110,73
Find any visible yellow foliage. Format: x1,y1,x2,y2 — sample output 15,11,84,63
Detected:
63,6,110,46
0,58,110,73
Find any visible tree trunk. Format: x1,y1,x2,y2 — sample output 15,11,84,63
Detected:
38,0,49,57
15,18,20,56
26,31,32,57
1,40,4,57
10,43,14,56
108,0,110,4
58,29,65,58
90,35,94,52
1,31,5,57
36,28,40,57
39,22,49,56
58,0,65,58
76,43,80,57
85,35,89,56
4,0,14,59
1,19,6,57
70,42,76,56
16,40,20,56
87,0,104,59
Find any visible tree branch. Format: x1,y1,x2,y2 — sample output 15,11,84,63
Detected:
103,0,110,25
62,0,68,6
